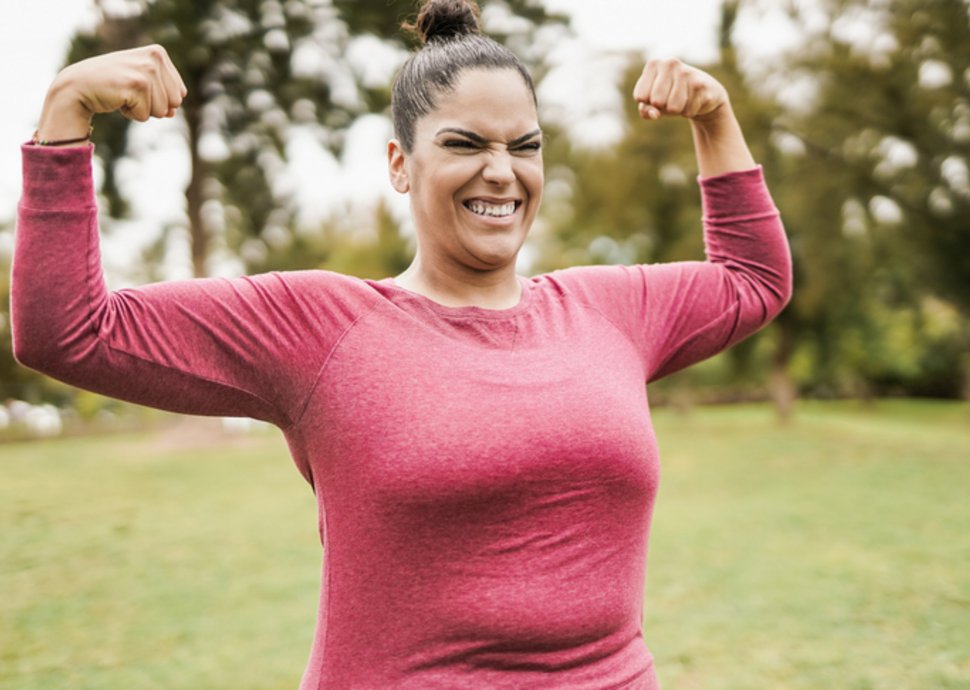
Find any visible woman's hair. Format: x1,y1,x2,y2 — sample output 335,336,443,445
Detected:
391,0,537,152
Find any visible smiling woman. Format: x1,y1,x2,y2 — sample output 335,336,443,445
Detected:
383,0,545,308
388,68,544,306
10,0,791,688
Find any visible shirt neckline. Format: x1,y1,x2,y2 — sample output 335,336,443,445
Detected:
373,275,533,320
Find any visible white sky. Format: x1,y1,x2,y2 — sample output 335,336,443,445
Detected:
0,1,97,223
0,0,799,279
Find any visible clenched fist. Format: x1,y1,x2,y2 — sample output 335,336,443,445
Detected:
632,58,755,176
37,45,187,145
633,58,728,123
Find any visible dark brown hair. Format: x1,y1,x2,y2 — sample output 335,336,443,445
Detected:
391,0,537,152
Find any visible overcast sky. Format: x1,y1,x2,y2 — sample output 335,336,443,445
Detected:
0,1,798,278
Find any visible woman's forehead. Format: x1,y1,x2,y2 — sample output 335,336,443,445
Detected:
418,68,539,136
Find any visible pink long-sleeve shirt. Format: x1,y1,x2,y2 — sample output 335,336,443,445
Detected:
12,144,791,689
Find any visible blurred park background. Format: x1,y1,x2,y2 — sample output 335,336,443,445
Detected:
1,0,968,688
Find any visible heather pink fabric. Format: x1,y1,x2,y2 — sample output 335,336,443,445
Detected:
12,143,791,689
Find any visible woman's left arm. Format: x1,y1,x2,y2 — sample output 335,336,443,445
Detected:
550,60,791,383
618,59,790,380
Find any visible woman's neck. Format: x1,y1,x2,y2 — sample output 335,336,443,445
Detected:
394,258,522,310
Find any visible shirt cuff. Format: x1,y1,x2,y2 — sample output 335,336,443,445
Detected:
20,142,96,212
698,165,778,220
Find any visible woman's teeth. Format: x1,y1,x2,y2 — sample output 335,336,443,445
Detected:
466,200,517,218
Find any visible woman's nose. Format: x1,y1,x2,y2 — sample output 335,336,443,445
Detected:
481,150,515,185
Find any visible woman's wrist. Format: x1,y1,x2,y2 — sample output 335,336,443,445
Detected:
690,103,757,177
35,77,94,146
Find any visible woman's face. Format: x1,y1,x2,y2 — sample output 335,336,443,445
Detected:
388,68,543,274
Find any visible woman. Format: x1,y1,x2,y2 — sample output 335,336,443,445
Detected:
12,1,791,688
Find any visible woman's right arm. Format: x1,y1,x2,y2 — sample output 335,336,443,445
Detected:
12,47,370,429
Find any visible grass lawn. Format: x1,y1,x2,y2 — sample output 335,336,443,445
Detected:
1,400,968,689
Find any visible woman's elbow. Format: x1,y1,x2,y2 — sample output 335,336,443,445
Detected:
9,309,81,379
774,253,794,316
11,324,56,375
733,253,792,328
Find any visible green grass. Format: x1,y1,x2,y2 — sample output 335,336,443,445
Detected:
1,400,968,689
0,424,320,690
646,399,970,690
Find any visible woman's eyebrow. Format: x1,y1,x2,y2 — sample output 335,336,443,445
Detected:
435,127,543,147
435,127,487,144
508,129,543,147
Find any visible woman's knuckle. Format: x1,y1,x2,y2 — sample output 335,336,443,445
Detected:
688,76,707,91
129,74,149,91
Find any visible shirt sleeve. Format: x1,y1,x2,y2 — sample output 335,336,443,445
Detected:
548,166,792,383
10,144,375,428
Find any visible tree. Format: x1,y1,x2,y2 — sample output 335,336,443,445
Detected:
778,0,970,399
533,0,969,413
66,0,567,277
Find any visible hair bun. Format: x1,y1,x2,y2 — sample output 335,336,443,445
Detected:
411,0,481,44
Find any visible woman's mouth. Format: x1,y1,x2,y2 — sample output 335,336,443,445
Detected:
464,200,519,218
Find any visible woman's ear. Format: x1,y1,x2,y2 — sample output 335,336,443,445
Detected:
387,139,410,194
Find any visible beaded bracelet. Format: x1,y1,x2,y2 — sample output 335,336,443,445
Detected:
30,126,94,147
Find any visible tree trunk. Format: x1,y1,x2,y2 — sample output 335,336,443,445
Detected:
770,322,797,424
961,323,970,410
184,100,209,278
962,354,970,406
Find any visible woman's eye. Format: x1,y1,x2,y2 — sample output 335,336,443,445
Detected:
515,142,542,152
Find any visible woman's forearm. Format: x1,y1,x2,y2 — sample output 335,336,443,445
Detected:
690,103,757,178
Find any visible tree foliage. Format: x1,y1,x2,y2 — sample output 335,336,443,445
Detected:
778,0,970,397
537,0,968,406
9,0,967,413
67,0,566,276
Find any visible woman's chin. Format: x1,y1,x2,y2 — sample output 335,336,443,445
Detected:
464,242,524,271
458,229,528,267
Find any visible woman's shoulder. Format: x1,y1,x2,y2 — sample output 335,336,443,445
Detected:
528,263,651,298
238,268,389,319
263,267,373,291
